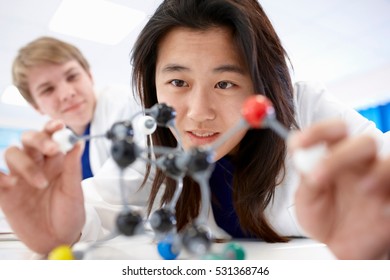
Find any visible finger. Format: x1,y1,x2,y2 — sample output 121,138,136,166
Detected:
4,146,48,189
295,135,379,225
305,135,377,189
61,142,83,194
288,119,348,151
21,130,60,157
0,172,17,189
359,155,390,193
43,119,66,134
20,120,66,157
374,156,390,194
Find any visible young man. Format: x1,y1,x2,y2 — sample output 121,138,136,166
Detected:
12,36,141,179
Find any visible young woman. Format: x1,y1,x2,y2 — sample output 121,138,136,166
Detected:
0,0,388,259
131,0,390,247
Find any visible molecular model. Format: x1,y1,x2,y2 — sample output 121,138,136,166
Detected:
49,95,325,260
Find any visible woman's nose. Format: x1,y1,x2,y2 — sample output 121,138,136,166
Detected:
186,87,216,122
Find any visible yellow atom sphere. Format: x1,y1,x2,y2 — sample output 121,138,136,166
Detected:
47,245,75,260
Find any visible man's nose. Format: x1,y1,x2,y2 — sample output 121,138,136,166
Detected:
59,82,76,101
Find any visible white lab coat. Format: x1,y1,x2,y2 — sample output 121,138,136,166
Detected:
80,81,390,242
89,85,144,174
81,85,152,241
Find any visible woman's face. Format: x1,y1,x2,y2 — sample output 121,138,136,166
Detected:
155,26,254,161
27,60,96,135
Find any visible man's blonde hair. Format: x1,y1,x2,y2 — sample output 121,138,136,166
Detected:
12,36,90,106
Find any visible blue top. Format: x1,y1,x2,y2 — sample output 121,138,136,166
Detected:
81,123,93,180
209,156,255,239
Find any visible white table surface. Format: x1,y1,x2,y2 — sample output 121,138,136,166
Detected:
0,234,336,260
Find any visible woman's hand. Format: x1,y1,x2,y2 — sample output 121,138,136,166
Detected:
289,119,390,259
0,120,86,255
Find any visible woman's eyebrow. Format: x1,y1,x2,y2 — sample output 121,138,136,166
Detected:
213,64,246,75
161,63,246,75
161,64,189,73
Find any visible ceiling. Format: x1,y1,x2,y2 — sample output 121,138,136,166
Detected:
1,0,390,116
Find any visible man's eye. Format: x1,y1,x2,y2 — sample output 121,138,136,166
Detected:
216,81,234,89
170,79,188,87
67,73,79,81
41,87,54,95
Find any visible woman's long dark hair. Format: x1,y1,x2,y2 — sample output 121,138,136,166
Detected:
131,0,296,242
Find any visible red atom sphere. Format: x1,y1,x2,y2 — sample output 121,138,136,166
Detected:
241,95,274,128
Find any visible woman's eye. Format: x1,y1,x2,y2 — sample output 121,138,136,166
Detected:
216,81,234,89
170,79,188,87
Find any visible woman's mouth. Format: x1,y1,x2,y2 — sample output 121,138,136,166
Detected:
186,131,220,146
